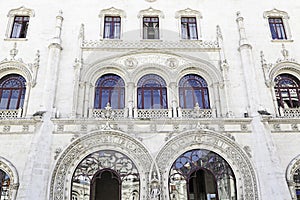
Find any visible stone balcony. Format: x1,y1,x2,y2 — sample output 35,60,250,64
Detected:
282,108,300,118
0,108,22,120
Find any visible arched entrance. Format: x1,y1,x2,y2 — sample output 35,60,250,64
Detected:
169,149,236,200
71,150,139,200
50,130,153,200
156,130,258,200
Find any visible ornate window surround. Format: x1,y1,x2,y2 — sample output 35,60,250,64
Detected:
5,6,35,41
175,8,203,41
263,8,292,42
99,7,126,40
0,156,19,200
138,7,164,40
286,154,300,199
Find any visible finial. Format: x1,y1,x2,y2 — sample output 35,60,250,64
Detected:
281,44,289,60
260,51,266,65
58,10,63,16
216,25,223,40
10,42,18,60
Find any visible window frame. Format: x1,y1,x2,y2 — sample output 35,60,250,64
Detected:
143,16,160,40
10,16,30,39
138,7,164,40
180,17,198,40
103,16,121,39
99,7,126,40
5,6,34,40
175,8,202,41
263,8,292,41
137,74,168,109
0,74,26,110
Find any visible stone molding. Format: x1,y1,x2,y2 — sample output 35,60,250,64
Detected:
99,7,126,18
138,7,164,19
49,130,153,200
7,6,35,17
82,39,219,50
286,154,300,199
0,156,19,200
156,129,259,200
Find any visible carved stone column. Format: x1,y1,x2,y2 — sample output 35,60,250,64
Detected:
169,82,177,118
127,82,135,118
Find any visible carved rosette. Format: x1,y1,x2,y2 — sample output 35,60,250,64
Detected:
50,130,153,200
156,130,259,200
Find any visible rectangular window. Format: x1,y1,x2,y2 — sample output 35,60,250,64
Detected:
181,17,198,40
143,17,159,39
103,16,121,39
268,18,287,40
10,16,30,38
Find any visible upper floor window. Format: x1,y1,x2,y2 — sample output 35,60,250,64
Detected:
274,73,300,109
137,74,167,109
179,74,210,109
0,74,26,110
176,8,202,40
181,17,198,40
268,18,286,40
94,74,125,109
143,16,159,39
263,8,291,41
99,7,126,39
10,16,29,38
104,16,121,39
6,6,34,40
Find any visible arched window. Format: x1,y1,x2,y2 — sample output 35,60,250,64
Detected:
274,74,300,109
169,149,236,200
137,74,167,109
94,74,125,109
0,74,26,110
293,168,300,199
0,169,10,199
71,150,139,200
179,74,210,109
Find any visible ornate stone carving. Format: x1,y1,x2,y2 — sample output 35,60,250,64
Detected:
0,157,19,200
99,7,126,18
165,58,178,69
155,130,259,200
124,57,138,68
175,8,202,19
50,130,153,200
7,6,35,17
3,125,10,133
138,7,164,19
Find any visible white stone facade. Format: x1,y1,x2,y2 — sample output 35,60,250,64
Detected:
0,0,299,200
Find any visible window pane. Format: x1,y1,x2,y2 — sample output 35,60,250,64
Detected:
144,90,151,109
153,89,161,109
111,90,119,109
0,90,10,109
9,90,20,109
101,90,109,108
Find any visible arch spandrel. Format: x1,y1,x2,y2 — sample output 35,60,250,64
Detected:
49,130,153,200
156,130,259,200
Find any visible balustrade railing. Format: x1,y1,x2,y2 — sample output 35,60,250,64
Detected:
282,108,300,118
135,109,171,119
0,108,22,119
179,108,213,118
91,109,126,119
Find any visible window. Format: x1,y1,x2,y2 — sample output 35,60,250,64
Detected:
274,74,300,109
294,169,300,200
99,7,126,39
104,16,121,39
268,18,286,40
181,17,198,40
94,74,125,109
169,149,237,200
137,74,167,109
0,74,26,110
179,74,210,109
72,150,139,200
263,9,291,41
6,6,34,39
10,16,29,38
143,17,159,39
0,169,10,200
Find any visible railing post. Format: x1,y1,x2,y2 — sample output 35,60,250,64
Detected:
168,108,172,118
177,107,182,118
134,108,138,118
17,108,22,118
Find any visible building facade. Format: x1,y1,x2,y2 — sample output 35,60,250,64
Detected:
0,0,300,200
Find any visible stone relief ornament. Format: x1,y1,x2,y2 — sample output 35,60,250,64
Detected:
124,57,138,69
165,58,178,69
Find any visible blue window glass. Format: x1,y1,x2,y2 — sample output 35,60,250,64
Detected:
0,74,26,109
268,18,287,40
137,74,167,109
94,74,125,109
179,74,210,109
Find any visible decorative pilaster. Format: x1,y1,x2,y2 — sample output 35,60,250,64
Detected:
127,82,135,118
169,82,177,118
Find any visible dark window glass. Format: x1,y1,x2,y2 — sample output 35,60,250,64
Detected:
94,74,125,109
143,17,159,39
0,169,10,199
274,74,300,109
0,74,26,109
268,18,287,40
11,16,30,38
104,16,121,39
137,74,167,109
179,74,210,109
169,149,237,200
181,17,198,40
